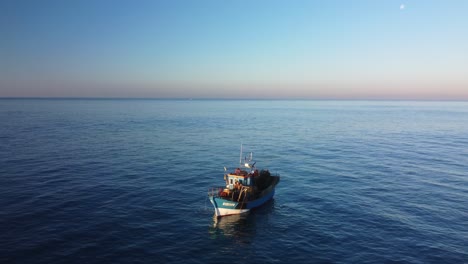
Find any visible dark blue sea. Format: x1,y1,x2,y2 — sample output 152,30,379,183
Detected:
1,99,467,263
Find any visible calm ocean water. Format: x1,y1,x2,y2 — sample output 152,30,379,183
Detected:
1,99,467,263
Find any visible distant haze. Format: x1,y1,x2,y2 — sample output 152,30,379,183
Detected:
1,0,468,99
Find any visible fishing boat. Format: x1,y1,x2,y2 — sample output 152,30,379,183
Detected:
208,146,280,217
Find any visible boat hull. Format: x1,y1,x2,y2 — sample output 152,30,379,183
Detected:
209,188,276,217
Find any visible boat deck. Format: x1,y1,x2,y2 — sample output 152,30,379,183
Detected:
208,175,280,202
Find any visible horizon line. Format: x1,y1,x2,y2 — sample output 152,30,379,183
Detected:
1,96,468,102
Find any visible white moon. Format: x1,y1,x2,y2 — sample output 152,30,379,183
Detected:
400,4,405,10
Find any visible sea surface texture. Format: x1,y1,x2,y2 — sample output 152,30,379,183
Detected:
1,99,467,264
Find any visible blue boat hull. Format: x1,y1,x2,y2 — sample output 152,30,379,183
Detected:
209,185,277,217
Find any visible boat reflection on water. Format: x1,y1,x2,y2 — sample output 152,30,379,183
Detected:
208,199,276,242
209,213,254,242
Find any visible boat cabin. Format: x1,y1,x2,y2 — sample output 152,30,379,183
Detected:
224,168,259,190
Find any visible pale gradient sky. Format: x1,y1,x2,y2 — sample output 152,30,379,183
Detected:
1,0,467,99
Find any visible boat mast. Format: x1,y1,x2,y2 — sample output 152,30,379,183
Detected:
239,143,243,166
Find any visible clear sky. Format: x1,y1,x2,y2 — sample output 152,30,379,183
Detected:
1,0,467,99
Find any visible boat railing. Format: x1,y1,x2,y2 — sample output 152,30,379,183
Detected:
208,187,225,197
